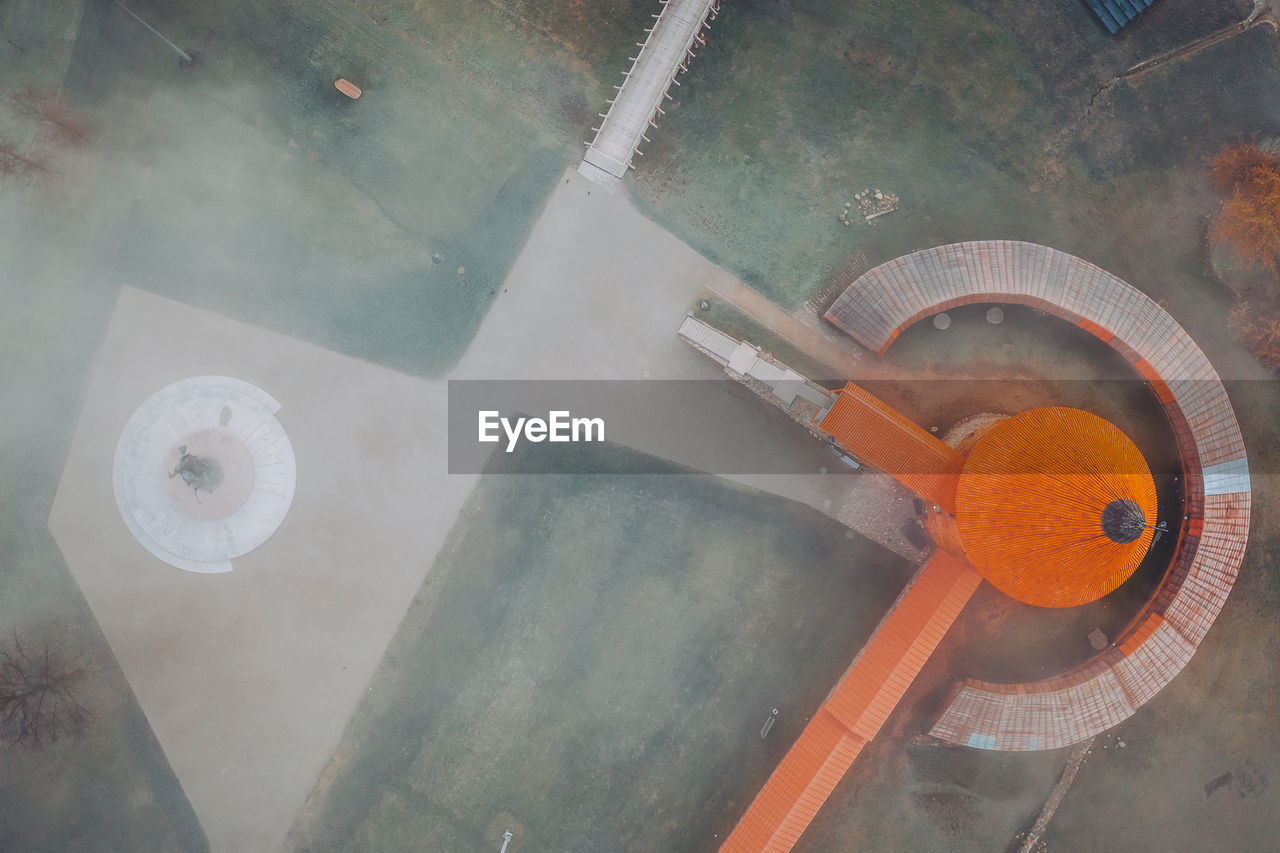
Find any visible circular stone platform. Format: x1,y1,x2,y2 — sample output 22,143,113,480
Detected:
112,376,296,573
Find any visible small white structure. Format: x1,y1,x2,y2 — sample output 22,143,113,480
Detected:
112,376,296,573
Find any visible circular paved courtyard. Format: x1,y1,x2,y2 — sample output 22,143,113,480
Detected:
112,376,296,573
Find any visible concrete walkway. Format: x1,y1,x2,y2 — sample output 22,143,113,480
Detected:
49,166,922,853
455,167,922,554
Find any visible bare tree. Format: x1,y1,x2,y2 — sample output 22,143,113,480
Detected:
0,135,47,179
0,86,88,188
0,636,93,749
8,86,90,148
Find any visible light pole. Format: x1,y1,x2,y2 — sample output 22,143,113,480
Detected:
113,2,193,65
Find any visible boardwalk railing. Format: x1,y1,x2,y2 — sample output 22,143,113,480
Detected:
578,0,721,188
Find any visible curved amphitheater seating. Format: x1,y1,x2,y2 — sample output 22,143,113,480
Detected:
825,240,1251,751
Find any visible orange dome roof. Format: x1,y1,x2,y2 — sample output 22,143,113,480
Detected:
954,407,1157,608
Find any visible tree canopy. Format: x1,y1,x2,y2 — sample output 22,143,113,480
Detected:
1212,142,1280,273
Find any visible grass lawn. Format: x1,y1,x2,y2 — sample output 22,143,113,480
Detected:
630,0,1277,322
52,0,582,378
286,443,915,852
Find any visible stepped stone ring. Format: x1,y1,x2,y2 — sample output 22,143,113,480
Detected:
112,376,296,573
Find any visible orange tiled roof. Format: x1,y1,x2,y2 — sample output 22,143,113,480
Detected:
954,407,1157,608
818,383,965,513
720,551,982,852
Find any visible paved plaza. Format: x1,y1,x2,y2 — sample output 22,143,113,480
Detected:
49,286,474,852
46,168,918,851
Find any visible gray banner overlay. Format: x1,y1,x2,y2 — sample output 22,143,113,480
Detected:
446,380,1270,475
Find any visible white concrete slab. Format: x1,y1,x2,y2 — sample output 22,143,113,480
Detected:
49,287,476,853
453,166,740,381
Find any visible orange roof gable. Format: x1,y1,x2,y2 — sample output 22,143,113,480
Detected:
818,384,965,513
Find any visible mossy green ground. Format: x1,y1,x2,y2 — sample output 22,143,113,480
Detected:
286,443,917,851
631,0,1276,319
60,0,582,377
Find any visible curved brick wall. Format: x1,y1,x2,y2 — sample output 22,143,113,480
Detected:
825,240,1251,750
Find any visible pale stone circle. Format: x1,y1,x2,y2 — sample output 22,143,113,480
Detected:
112,376,296,573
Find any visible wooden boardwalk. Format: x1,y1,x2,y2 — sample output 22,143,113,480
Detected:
720,551,982,853
825,240,1252,751
578,0,720,188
